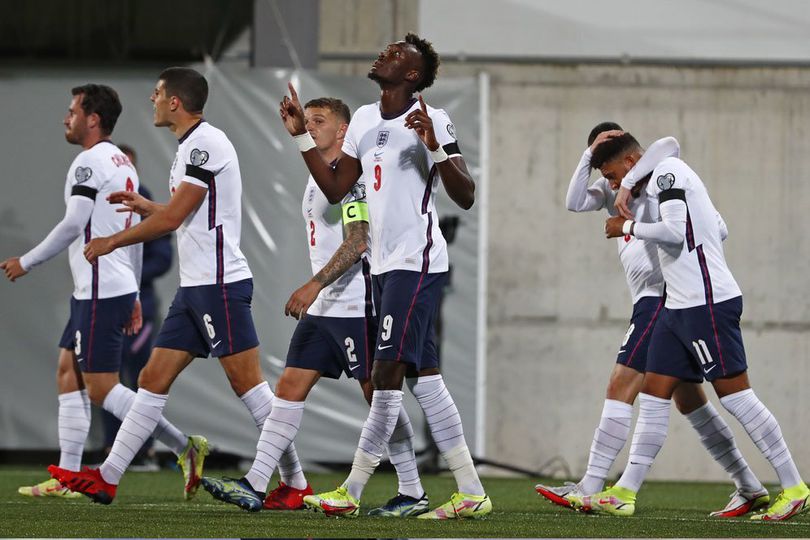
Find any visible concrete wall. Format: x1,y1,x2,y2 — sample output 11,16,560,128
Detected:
468,63,810,483
315,2,810,483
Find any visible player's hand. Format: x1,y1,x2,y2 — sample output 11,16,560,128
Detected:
0,257,27,282
108,191,156,217
405,95,440,151
279,82,306,136
589,129,624,153
605,216,627,238
125,299,143,336
84,237,115,263
614,186,634,220
284,280,322,320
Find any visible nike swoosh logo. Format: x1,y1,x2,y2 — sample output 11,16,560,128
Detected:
618,349,626,354
374,151,384,157
378,344,393,350
704,365,716,374
349,365,360,371
212,340,222,348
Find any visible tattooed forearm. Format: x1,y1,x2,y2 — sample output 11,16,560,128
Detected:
312,220,369,288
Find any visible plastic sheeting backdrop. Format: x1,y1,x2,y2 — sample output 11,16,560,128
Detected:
0,65,482,463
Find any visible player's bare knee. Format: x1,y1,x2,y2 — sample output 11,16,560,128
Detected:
371,360,405,390
137,365,169,394
672,383,707,414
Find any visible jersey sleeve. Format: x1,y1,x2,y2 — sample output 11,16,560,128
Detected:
432,108,462,157
180,134,228,189
565,148,608,212
69,152,104,200
341,110,361,159
632,158,688,245
341,180,369,225
647,158,688,202
621,136,681,189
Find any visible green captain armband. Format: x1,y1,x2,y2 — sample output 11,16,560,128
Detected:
342,200,369,224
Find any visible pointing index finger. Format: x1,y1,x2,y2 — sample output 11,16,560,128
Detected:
419,94,427,113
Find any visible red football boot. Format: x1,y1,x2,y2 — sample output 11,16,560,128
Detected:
48,465,117,505
263,482,313,510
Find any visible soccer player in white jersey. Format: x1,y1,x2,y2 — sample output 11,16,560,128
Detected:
1,84,201,502
48,67,307,505
202,97,427,515
537,124,768,518
568,133,810,521
279,33,491,519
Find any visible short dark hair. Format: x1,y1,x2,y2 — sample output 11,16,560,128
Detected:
589,133,641,169
158,67,208,113
587,121,623,146
118,143,137,166
304,97,351,124
71,84,122,136
405,33,440,92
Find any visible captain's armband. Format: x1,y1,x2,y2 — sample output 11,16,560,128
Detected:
342,201,369,224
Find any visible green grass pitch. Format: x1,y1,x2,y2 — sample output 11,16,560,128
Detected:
2,467,809,537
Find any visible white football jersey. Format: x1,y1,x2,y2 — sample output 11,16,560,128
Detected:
588,178,664,303
64,141,140,300
645,157,741,309
302,173,371,317
342,100,459,275
169,121,252,286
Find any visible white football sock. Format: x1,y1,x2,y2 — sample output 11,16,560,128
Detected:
685,401,763,492
720,388,803,489
388,406,424,498
57,390,90,472
79,389,91,423
580,399,633,495
409,374,484,496
239,382,307,489
344,389,403,500
100,389,167,485
244,398,305,493
617,393,671,493
102,383,187,455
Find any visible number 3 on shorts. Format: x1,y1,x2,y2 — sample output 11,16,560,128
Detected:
203,314,216,340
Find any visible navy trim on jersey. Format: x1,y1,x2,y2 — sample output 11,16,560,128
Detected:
442,141,462,156
685,209,696,251
696,245,714,305
215,224,224,285
421,212,434,274
361,258,374,380
422,165,437,214
186,165,214,185
207,177,217,229
71,185,98,200
659,188,686,203
380,98,417,120
178,119,205,144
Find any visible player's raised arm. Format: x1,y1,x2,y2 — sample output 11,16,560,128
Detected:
566,130,623,212
280,82,361,203
84,181,206,262
406,95,475,210
615,136,681,219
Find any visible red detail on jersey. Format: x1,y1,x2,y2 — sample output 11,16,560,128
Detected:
111,154,134,168
373,164,382,191
124,177,135,229
171,186,176,195
309,221,316,246
624,234,631,242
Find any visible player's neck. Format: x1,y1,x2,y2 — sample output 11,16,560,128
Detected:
80,132,109,150
171,114,204,140
378,85,415,117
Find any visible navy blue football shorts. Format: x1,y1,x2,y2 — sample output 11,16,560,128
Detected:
59,292,137,373
646,296,747,383
371,270,446,370
615,296,665,372
286,315,373,380
154,278,259,358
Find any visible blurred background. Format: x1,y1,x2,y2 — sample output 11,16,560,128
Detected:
1,0,808,485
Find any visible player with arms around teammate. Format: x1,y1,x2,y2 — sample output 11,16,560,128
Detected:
2,85,198,501
202,97,427,516
49,67,307,505
572,134,810,521
280,34,491,519
536,125,768,518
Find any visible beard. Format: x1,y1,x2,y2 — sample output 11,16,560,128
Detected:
367,70,383,84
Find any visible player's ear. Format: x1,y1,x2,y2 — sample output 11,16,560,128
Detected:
87,112,100,130
336,122,348,139
405,69,420,85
